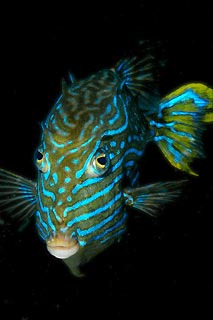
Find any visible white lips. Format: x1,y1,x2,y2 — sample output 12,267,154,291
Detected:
46,234,80,259
47,245,79,259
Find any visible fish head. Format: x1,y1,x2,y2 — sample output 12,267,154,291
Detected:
34,73,129,259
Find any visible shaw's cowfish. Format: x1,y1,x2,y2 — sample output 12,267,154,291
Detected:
0,54,212,276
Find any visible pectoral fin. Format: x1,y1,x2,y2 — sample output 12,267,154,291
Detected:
123,180,186,216
0,168,37,230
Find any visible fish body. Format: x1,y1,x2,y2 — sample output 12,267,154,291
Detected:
0,54,212,276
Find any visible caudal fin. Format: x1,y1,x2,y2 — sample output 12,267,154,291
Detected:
150,83,213,176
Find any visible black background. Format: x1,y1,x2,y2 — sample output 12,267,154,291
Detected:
0,1,212,318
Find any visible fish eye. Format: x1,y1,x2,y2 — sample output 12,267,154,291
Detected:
95,154,107,168
87,149,110,177
35,149,48,173
36,150,44,162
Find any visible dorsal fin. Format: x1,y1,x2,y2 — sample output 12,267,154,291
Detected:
114,54,159,111
115,55,154,95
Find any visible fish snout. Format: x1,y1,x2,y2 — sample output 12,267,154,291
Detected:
46,233,79,259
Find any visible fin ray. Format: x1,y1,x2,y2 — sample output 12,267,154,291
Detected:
0,169,37,226
150,83,213,175
123,180,186,217
114,53,159,111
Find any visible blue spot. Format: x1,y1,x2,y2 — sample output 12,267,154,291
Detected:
58,187,65,194
93,125,99,133
64,177,71,184
110,141,116,147
67,195,72,202
72,159,79,165
79,240,87,246
64,166,71,172
120,141,125,149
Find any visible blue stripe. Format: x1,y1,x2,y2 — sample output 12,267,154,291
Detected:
159,89,208,115
37,182,56,233
109,97,120,125
57,137,95,165
65,191,122,227
51,118,69,137
52,172,58,184
112,148,143,173
36,210,48,232
52,208,62,222
43,153,51,180
63,173,123,217
150,120,194,138
154,136,186,163
100,103,112,119
76,205,122,237
72,176,103,195
124,160,135,167
100,228,125,244
41,176,56,201
59,109,76,128
103,94,128,136
124,147,144,158
90,212,127,242
75,139,101,179
72,148,142,196
36,221,47,240
47,132,73,148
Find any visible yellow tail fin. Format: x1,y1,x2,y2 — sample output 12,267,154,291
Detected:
150,83,213,176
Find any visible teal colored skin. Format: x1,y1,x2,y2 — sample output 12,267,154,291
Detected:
0,55,212,276
34,68,150,275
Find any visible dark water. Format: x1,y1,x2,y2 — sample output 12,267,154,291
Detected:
0,2,212,318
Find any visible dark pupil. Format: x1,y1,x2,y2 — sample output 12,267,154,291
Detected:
97,156,106,166
36,150,43,161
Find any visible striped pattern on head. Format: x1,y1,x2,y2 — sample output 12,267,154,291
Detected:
35,68,146,250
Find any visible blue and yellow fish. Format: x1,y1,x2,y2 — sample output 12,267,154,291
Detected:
0,54,212,276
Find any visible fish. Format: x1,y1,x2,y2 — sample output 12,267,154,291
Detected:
0,53,212,277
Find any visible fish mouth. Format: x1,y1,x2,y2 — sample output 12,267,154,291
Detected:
46,234,80,259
